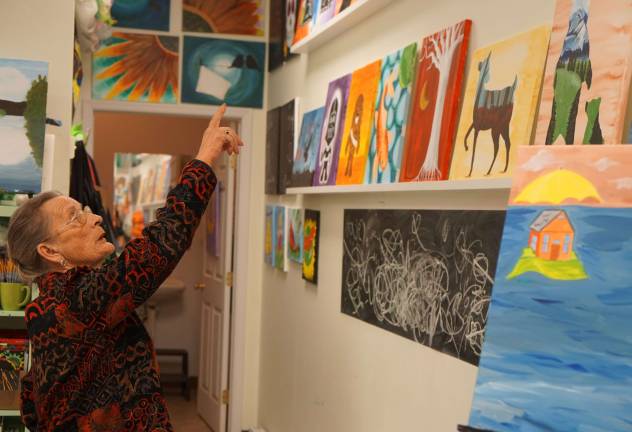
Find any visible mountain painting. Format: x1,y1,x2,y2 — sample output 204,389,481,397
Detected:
0,58,48,194
534,0,632,145
464,145,632,431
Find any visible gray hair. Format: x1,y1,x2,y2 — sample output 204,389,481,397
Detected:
7,191,62,280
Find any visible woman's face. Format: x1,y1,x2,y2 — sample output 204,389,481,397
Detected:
39,196,115,268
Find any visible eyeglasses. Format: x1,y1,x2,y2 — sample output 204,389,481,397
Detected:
41,205,93,243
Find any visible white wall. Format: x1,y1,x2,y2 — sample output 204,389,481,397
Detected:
258,0,556,431
0,0,75,193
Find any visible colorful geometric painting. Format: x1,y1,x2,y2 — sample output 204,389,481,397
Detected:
274,206,288,271
335,60,381,185
264,205,274,266
535,0,632,145
450,26,550,179
291,107,324,187
400,20,472,182
341,209,506,365
464,145,632,431
294,0,319,45
288,207,303,263
365,43,418,184
302,209,320,283
93,32,179,104
0,58,47,193
182,36,265,108
313,75,351,186
111,0,170,31
182,0,264,36
316,0,336,26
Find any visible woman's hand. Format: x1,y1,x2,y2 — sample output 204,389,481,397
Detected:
196,104,244,166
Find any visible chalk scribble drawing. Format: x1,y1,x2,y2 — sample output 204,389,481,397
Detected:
341,209,505,365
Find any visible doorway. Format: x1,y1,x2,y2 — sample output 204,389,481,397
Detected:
92,109,249,432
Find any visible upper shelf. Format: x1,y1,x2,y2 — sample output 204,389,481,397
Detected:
285,178,513,195
290,0,396,54
0,205,17,218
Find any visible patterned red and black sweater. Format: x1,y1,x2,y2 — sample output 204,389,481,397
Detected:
21,160,216,431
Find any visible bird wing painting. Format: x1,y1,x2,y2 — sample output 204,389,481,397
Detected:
92,32,179,104
449,26,550,179
182,36,265,108
463,145,632,431
400,20,471,182
534,0,632,145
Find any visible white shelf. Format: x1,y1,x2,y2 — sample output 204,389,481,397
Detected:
290,0,396,54
286,178,513,195
0,409,20,416
0,205,17,218
0,311,25,318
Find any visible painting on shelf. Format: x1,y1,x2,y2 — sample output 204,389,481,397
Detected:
274,206,288,271
93,32,179,104
291,107,325,187
535,0,632,145
401,20,472,182
0,58,48,194
266,107,281,194
313,75,351,186
341,209,506,365
302,209,320,283
335,0,356,14
182,36,265,108
316,0,336,26
279,99,299,193
182,0,264,36
450,26,550,179
365,43,418,184
269,0,296,71
287,207,303,263
112,0,170,31
294,0,319,45
335,60,381,185
465,145,632,431
264,205,274,266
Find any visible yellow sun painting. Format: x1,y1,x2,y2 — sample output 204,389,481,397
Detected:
182,0,264,36
93,32,179,103
514,169,603,205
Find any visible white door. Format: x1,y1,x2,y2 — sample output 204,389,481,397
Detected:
197,146,237,431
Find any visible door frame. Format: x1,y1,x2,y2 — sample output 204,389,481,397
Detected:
84,96,251,432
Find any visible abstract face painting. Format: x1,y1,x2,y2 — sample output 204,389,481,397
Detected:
336,60,381,185
313,75,351,186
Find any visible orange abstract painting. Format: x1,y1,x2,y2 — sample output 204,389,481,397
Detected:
335,60,381,185
182,0,265,36
534,0,632,145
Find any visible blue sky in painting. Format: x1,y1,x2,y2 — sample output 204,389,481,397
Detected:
469,206,632,431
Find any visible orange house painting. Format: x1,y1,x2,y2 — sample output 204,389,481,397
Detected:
528,210,575,261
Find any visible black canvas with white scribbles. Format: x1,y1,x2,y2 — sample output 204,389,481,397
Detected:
341,209,506,366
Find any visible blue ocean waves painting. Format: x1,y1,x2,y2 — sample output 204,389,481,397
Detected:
469,206,632,431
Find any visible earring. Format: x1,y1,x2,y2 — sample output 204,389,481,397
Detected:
60,258,67,268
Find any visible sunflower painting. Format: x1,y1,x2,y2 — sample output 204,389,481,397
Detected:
182,0,265,37
182,36,265,108
92,32,179,104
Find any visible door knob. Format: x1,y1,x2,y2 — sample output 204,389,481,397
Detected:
194,282,205,291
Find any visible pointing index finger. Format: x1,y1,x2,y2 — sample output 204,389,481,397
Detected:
209,104,227,129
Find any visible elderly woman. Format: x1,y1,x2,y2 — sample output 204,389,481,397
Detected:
7,105,242,431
